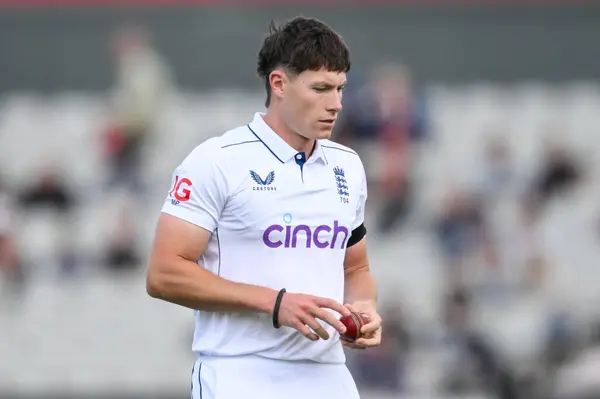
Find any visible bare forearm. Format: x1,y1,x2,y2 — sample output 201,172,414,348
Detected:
344,270,377,305
147,258,277,314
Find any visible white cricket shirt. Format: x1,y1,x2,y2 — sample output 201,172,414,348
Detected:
161,113,367,364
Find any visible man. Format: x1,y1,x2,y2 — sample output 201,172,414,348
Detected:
106,24,173,192
147,17,381,399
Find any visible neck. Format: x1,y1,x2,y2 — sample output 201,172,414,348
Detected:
263,108,315,157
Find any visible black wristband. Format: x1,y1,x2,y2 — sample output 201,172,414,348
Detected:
272,288,286,329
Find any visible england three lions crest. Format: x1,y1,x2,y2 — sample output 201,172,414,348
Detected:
333,166,349,204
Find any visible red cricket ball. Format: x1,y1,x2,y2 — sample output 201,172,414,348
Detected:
339,312,368,342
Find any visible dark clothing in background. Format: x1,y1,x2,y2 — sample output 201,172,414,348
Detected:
535,157,580,202
19,185,74,213
436,202,486,261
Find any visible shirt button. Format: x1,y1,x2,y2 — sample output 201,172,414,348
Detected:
296,154,302,160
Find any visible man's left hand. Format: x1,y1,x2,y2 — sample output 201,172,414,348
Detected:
341,300,382,349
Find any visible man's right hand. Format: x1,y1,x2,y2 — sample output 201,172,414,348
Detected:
274,293,351,341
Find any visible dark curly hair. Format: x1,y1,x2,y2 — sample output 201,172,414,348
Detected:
257,17,351,107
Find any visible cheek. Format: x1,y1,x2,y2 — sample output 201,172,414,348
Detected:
288,95,314,125
300,94,321,121
283,100,302,129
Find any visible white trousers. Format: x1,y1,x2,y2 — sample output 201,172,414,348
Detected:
191,355,360,399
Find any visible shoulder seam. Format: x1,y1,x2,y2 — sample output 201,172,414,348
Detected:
321,144,358,156
220,139,261,149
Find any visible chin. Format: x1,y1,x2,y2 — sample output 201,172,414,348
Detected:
314,129,333,140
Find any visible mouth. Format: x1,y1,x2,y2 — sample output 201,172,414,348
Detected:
319,119,336,125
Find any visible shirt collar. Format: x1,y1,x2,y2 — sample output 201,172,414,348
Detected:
247,112,328,165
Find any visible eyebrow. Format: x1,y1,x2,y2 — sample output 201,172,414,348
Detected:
313,81,347,87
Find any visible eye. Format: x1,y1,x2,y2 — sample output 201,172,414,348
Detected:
313,87,327,93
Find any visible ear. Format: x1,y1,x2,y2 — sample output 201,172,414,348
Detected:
269,69,287,101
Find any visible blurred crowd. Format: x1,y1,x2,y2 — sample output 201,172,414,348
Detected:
337,65,600,399
2,23,600,399
0,25,173,289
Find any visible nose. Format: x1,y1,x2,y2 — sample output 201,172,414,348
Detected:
326,91,343,114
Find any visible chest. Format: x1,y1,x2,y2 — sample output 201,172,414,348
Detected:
221,161,358,237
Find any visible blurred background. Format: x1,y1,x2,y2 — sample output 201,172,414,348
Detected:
2,1,600,399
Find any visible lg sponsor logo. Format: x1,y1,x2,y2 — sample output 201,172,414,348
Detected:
263,213,349,249
169,175,192,205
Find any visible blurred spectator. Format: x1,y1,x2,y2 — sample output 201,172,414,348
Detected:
529,140,581,213
442,289,518,399
480,135,518,203
104,24,174,193
517,200,548,293
17,168,78,276
336,63,428,233
0,177,25,293
434,190,498,291
554,321,600,399
103,203,141,272
476,136,551,295
542,309,574,375
19,169,75,213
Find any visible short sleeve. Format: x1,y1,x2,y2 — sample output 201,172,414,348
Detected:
352,161,368,230
161,143,227,233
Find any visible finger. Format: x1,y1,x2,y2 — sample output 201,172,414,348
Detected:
316,298,350,317
355,330,382,347
341,339,366,350
354,337,380,347
342,342,365,350
292,320,319,341
360,320,381,335
344,303,358,313
311,308,347,334
358,330,376,340
300,315,329,340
